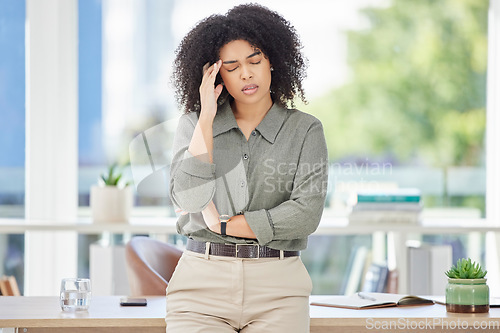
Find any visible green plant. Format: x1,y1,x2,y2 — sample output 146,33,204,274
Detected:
100,164,130,187
445,258,487,279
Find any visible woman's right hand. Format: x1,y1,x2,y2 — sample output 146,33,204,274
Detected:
199,60,223,120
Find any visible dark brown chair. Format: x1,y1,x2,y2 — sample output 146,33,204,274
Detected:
125,236,183,296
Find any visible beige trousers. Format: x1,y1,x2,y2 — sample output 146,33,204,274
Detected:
165,249,312,333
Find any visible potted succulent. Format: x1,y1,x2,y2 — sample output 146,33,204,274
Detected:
90,164,133,223
445,258,489,313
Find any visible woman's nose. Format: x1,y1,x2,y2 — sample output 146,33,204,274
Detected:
240,65,253,80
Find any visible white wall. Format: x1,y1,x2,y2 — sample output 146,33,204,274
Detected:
25,0,78,296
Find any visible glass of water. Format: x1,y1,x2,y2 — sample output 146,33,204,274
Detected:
60,278,91,311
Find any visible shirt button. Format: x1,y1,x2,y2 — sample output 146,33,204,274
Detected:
251,130,257,136
237,211,243,215
243,153,249,160
240,181,245,187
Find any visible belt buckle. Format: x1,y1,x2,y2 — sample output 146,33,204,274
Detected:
235,244,260,259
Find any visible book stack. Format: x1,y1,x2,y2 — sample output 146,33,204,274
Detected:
361,263,389,293
348,188,422,225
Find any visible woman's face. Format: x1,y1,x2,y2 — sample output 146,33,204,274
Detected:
218,39,272,107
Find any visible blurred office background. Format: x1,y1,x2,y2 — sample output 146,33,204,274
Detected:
0,0,494,295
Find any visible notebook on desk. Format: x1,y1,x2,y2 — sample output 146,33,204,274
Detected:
310,292,434,310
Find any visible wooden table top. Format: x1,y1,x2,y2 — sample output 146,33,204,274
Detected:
1,295,500,332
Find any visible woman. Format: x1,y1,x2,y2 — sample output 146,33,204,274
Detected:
167,4,328,332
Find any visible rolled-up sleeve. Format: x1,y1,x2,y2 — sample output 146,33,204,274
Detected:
245,120,328,245
169,114,216,213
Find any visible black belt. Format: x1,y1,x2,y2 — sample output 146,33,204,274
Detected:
186,239,300,259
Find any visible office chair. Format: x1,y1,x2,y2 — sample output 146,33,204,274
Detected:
125,236,183,296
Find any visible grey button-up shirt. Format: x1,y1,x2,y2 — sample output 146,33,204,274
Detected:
170,100,328,251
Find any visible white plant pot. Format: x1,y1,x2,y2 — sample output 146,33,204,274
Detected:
90,185,133,223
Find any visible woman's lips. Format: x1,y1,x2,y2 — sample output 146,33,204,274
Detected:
242,84,258,95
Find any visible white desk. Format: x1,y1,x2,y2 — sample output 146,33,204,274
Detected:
1,296,500,333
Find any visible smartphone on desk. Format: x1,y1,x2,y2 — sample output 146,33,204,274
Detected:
120,297,147,306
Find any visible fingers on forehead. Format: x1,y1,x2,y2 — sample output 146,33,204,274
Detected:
202,62,210,74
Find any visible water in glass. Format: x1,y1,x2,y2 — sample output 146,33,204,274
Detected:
60,278,91,311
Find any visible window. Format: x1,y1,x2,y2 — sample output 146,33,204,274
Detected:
78,1,488,219
301,0,488,293
0,0,488,295
78,0,104,278
0,0,26,294
305,0,488,219
0,0,25,216
77,0,489,293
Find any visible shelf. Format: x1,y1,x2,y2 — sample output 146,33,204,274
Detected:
316,217,500,235
0,217,177,234
0,217,499,235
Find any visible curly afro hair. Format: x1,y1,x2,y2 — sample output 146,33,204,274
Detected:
172,3,308,114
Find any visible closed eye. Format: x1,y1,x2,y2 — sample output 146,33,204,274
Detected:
226,60,262,73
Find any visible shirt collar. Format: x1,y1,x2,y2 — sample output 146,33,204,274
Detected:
212,100,239,138
255,103,287,144
212,100,288,144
